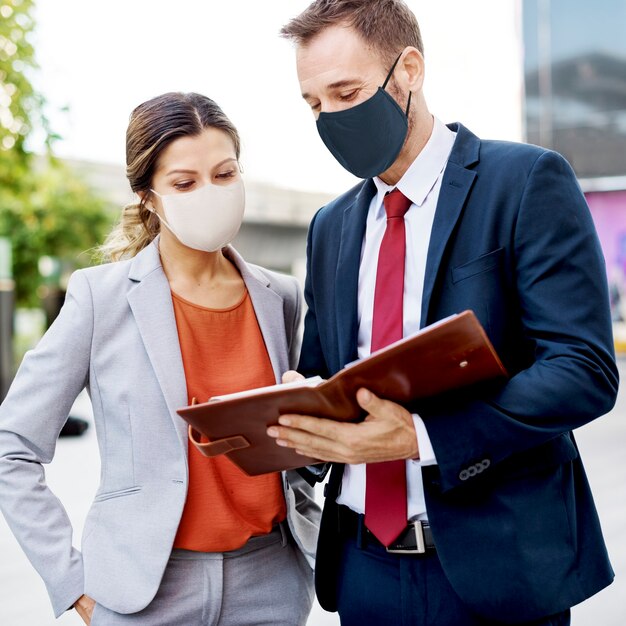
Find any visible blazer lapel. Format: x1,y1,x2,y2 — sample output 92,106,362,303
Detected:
335,180,375,368
224,247,289,383
125,242,289,451
421,124,480,326
126,240,189,448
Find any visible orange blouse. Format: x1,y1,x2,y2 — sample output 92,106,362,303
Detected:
171,289,286,552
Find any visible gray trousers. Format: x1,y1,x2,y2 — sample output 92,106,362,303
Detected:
91,525,314,626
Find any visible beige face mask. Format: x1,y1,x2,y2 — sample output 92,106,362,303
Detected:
150,179,245,252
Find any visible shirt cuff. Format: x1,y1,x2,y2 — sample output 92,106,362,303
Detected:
411,414,437,466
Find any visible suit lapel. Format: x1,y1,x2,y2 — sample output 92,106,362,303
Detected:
126,241,189,448
421,124,480,326
224,247,289,383
126,242,291,452
335,180,375,368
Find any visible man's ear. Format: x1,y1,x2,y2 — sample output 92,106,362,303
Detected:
398,46,425,94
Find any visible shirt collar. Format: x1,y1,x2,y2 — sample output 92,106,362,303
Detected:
372,117,457,218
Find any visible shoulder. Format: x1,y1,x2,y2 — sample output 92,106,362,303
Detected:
310,180,369,231
68,258,134,299
481,138,546,161
471,138,577,196
74,258,133,282
480,138,563,172
225,246,300,301
481,141,578,196
451,122,570,177
246,263,302,334
474,136,573,182
249,264,301,303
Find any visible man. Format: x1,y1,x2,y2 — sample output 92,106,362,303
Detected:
267,1,618,625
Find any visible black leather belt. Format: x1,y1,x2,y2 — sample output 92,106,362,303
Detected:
338,505,435,555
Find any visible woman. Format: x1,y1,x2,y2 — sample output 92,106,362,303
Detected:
0,92,319,625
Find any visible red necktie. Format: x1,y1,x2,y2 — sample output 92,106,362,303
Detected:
364,188,412,546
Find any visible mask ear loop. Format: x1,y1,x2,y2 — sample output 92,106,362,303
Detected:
146,189,161,217
382,53,403,90
382,53,412,116
147,189,176,236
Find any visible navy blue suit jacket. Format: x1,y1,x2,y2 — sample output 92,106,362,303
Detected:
299,123,618,622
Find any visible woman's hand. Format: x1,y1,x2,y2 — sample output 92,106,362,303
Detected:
74,594,96,625
282,370,305,384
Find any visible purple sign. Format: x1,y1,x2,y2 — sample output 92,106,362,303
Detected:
586,190,626,321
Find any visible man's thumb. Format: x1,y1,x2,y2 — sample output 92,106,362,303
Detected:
356,387,381,413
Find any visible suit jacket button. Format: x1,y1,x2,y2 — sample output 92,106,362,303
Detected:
459,469,470,481
480,459,491,471
476,461,489,474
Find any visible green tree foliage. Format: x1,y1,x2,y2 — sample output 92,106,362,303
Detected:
0,0,113,306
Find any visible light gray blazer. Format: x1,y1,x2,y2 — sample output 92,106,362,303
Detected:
0,239,320,618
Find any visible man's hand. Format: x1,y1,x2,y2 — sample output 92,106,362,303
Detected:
74,594,96,625
267,388,419,464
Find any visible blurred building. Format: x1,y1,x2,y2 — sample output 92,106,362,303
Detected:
522,0,626,321
66,1,626,308
63,158,333,285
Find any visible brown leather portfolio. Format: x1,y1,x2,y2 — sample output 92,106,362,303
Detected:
176,310,507,476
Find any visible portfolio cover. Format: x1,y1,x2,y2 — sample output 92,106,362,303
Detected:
176,310,507,475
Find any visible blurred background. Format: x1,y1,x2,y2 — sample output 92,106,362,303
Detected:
0,0,625,624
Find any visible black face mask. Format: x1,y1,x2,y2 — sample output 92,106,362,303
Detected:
316,54,411,179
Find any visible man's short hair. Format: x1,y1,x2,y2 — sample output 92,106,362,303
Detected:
280,0,424,65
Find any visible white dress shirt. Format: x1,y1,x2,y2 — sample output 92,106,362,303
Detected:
336,117,457,521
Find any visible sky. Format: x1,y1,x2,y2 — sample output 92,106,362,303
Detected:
33,0,523,195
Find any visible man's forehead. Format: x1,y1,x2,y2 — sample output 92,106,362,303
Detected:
295,25,383,92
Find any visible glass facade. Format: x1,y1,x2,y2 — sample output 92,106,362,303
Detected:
523,0,626,178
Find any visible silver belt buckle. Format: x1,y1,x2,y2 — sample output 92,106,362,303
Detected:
386,520,426,554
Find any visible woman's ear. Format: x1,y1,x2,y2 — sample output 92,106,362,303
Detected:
137,190,156,213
